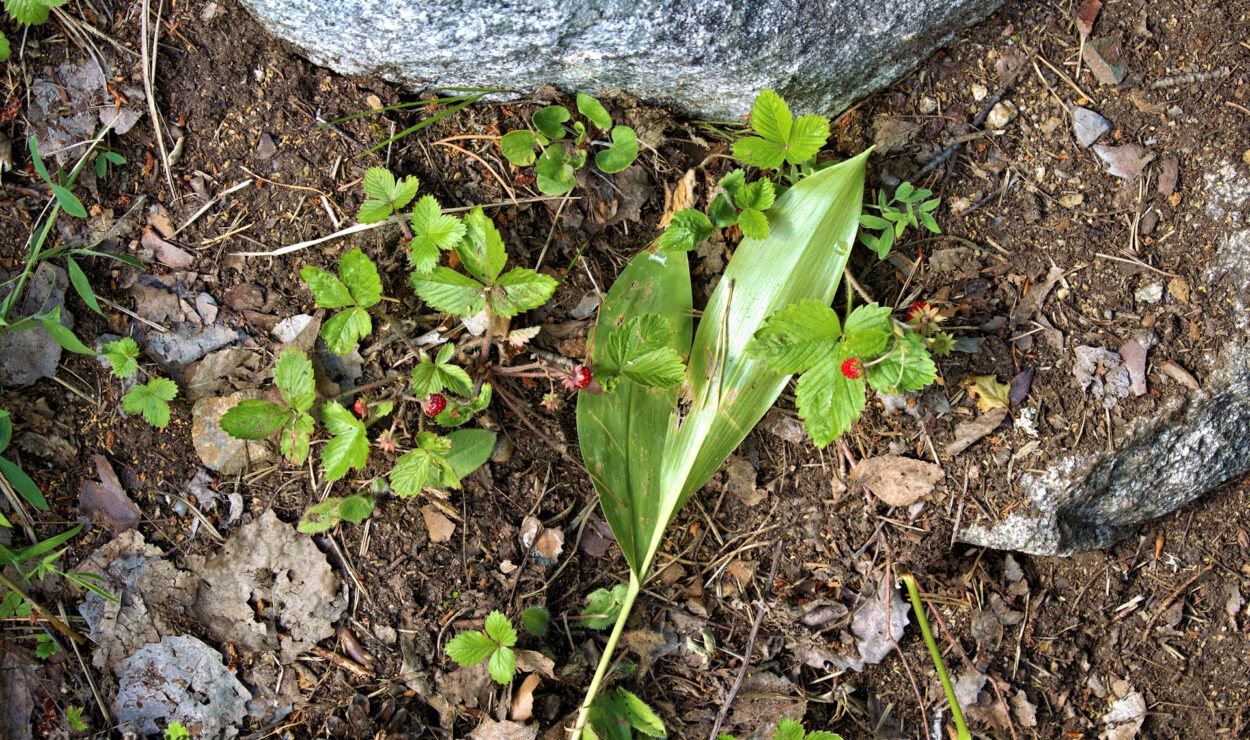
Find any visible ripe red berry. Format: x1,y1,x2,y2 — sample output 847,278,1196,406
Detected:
571,366,591,390
352,398,368,417
840,358,862,379
906,300,931,322
422,393,447,415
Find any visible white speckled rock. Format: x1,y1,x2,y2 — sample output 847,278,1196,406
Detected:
237,0,1003,119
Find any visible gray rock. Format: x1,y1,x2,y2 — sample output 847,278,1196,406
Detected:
0,263,72,387
112,635,249,738
146,323,243,369
1072,106,1111,148
191,392,274,474
239,0,1003,119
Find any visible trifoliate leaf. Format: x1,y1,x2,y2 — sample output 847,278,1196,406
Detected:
733,179,775,211
300,265,354,308
656,209,713,252
748,299,841,374
964,373,1011,412
102,337,140,378
489,268,559,318
737,207,769,240
732,136,786,171
865,331,937,395
732,89,830,169
488,645,516,684
408,195,465,273
532,105,571,139
220,399,290,439
320,306,372,356
596,125,638,173
484,610,518,646
620,348,685,389
122,377,178,428
445,630,497,666
842,303,893,357
796,353,866,448
410,267,486,318
500,129,540,166
320,401,368,481
604,313,679,378
535,145,576,195
359,167,419,223
339,248,382,307
410,351,473,397
577,94,613,130
338,494,374,523
5,0,62,26
274,347,315,411
280,412,314,465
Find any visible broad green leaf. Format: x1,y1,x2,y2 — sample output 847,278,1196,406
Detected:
220,399,290,439
320,306,372,356
338,494,374,522
340,248,382,307
797,353,865,448
656,209,713,252
708,193,739,228
51,183,86,217
0,409,10,453
123,377,177,428
300,265,354,308
7,0,66,25
274,347,315,411
535,145,577,195
280,412,314,465
410,267,486,318
489,268,558,318
500,129,539,166
102,337,140,378
362,167,396,202
805,733,844,740
435,383,492,427
410,348,473,398
320,402,368,481
577,94,613,129
865,331,936,394
391,448,435,496
427,428,496,488
595,126,637,173
733,179,775,211
299,498,344,533
484,610,517,646
66,257,102,315
737,208,769,240
40,308,93,354
842,303,892,358
356,199,394,224
488,645,516,684
895,181,914,201
445,630,496,666
579,584,630,629
785,115,831,164
0,456,46,510
409,195,465,273
532,105,571,139
732,135,785,170
859,214,892,230
615,689,666,737
718,169,746,200
521,606,550,637
748,299,840,374
457,207,508,285
0,34,8,63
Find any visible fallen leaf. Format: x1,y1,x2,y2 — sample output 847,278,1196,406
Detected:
1011,690,1039,727
660,169,698,228
509,673,541,722
852,578,910,664
851,455,944,507
0,647,40,739
468,717,537,740
422,505,456,543
80,454,142,533
1100,690,1146,740
1157,156,1179,196
1075,0,1102,38
1009,368,1035,406
1010,265,1065,327
1093,143,1155,180
945,407,1009,456
113,635,250,737
872,117,922,155
142,227,194,269
966,374,1011,412
1159,359,1200,390
1127,89,1167,115
723,455,764,505
1072,346,1132,409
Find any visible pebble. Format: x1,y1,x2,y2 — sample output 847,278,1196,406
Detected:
918,96,938,114
1059,193,1084,208
986,100,1019,129
1072,106,1111,148
490,436,515,464
191,392,274,474
256,132,278,160
972,83,989,102
1134,283,1164,304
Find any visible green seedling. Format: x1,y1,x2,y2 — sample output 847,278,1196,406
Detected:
122,377,178,429
717,718,843,740
94,149,125,179
220,347,317,464
584,688,666,739
732,89,831,175
356,166,420,224
858,181,941,259
101,336,140,378
300,247,382,355
410,343,473,398
707,168,778,240
65,705,87,731
445,610,518,685
164,721,190,740
320,400,369,481
298,493,375,533
500,93,639,195
0,407,46,509
408,194,468,274
521,605,550,637
35,632,60,659
0,523,113,646
578,584,630,630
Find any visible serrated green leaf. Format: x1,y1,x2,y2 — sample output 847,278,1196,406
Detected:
489,268,558,318
775,719,806,740
457,207,508,284
5,0,61,25
123,378,177,428
445,630,496,667
805,732,844,740
220,399,290,439
338,494,374,522
408,238,441,275
656,209,713,252
66,257,101,315
865,331,936,394
435,383,491,427
732,136,786,170
320,402,368,481
0,456,46,510
748,299,840,374
737,208,769,240
749,89,792,144
500,129,540,166
535,144,577,195
596,125,637,173
577,94,613,129
280,412,314,465
362,167,397,202
410,267,485,317
843,303,893,357
320,306,372,356
340,248,381,307
533,105,571,139
298,498,343,533
579,584,630,630
620,348,685,388
274,347,315,411
708,193,739,228
427,428,496,488
102,337,140,378
391,448,435,497
300,265,354,308
356,198,394,224
718,169,746,200
796,353,865,448
484,610,517,646
410,354,472,398
488,644,516,684
785,115,830,164
733,179,775,211
409,195,465,272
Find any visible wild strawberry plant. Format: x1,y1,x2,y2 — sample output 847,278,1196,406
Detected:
445,610,518,685
500,94,639,195
221,347,317,465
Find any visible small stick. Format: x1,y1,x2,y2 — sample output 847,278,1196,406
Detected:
1136,564,1212,648
140,0,176,202
1150,67,1231,90
307,645,374,678
174,179,254,236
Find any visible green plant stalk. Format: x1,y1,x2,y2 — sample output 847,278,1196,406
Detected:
900,574,970,740
573,572,641,733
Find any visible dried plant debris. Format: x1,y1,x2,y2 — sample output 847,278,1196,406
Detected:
78,530,199,672
0,647,40,740
945,407,1009,456
0,263,71,387
724,672,805,737
190,509,346,663
1072,345,1131,409
469,717,539,740
112,635,250,738
852,578,910,665
851,455,944,507
1093,143,1155,180
79,454,143,533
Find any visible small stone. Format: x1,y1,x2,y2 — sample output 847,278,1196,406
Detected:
1059,192,1084,208
490,436,514,464
918,96,938,114
256,133,277,160
1072,106,1111,148
971,83,988,102
224,283,266,312
986,100,1019,129
1166,276,1190,304
191,393,273,474
1243,149,1250,167
1134,283,1164,304
1139,209,1159,235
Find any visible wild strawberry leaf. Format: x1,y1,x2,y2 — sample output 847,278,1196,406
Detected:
737,208,769,240
774,719,806,740
339,248,382,307
796,352,865,448
488,645,516,685
842,303,893,357
657,209,713,252
410,267,486,318
102,337,140,378
300,266,354,308
408,195,465,273
410,344,473,397
445,630,497,666
718,168,747,200
864,331,937,395
733,89,830,169
220,399,290,439
748,299,841,374
484,610,518,646
279,412,314,465
391,448,437,497
489,268,558,318
274,347,315,412
122,377,177,428
358,167,419,223
320,306,372,356
320,401,368,481
733,179,775,212
599,314,685,390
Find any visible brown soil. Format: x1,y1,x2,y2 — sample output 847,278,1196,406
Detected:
1,0,1248,737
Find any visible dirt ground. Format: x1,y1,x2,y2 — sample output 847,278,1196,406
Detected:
1,0,1248,737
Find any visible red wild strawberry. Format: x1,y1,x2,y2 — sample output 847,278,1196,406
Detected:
840,358,862,379
906,300,931,322
422,393,447,415
569,365,592,391
352,397,368,417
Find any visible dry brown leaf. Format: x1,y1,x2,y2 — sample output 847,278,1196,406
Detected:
519,515,565,566
851,455,944,507
660,168,697,227
80,454,142,533
509,673,541,722
945,407,1009,456
966,374,1011,412
421,505,456,543
467,717,537,740
1075,0,1102,38
1093,143,1155,180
